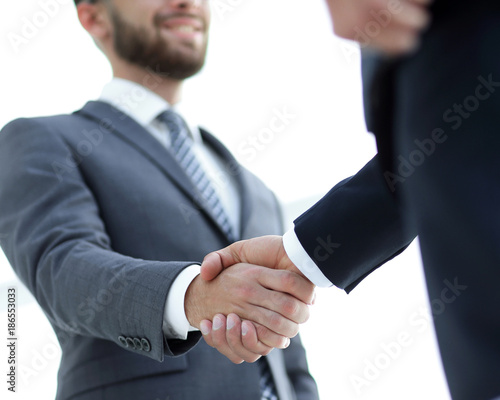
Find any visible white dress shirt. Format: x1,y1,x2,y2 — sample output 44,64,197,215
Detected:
283,229,333,288
99,78,241,339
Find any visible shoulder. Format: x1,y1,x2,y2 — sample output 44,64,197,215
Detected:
1,111,89,137
0,113,94,173
0,104,105,154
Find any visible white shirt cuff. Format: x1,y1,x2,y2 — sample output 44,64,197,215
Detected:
283,228,333,288
162,264,201,340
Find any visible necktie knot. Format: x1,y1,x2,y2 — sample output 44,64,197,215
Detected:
158,109,190,150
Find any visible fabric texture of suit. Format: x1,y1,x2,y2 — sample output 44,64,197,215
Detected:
0,101,318,400
293,1,500,399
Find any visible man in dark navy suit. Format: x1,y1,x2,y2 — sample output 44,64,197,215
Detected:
200,1,500,399
0,0,319,399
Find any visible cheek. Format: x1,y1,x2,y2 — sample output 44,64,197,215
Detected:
204,7,211,28
324,0,336,22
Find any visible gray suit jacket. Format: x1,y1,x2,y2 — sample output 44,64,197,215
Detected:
0,101,318,400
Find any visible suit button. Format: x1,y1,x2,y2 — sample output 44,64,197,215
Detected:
133,338,142,350
118,336,127,347
126,337,136,349
141,338,151,352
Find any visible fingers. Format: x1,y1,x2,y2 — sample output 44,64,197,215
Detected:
252,322,290,349
201,315,283,364
258,268,315,305
200,319,215,346
240,321,273,356
226,315,270,362
188,267,298,338
193,263,314,340
258,290,311,327
241,303,302,338
201,313,291,354
201,314,272,364
201,314,245,364
228,266,313,337
236,275,309,337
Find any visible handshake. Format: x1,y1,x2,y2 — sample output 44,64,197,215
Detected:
184,235,315,364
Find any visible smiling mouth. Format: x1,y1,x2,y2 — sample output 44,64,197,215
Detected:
157,13,205,35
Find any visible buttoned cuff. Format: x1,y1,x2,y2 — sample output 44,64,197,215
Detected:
162,264,201,340
283,228,333,288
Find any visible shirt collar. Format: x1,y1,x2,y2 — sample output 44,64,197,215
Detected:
99,78,202,144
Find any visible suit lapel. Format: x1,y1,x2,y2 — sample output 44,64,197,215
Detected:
77,101,233,241
201,129,284,240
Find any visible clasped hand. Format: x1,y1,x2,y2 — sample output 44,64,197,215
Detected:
185,235,314,364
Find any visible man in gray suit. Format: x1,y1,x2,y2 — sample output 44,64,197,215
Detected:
0,0,318,399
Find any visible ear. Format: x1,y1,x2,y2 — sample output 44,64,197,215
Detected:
77,2,111,43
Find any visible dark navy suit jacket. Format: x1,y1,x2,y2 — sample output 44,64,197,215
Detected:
292,1,500,399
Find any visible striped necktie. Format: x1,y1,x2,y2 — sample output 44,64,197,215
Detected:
158,110,237,242
259,358,279,400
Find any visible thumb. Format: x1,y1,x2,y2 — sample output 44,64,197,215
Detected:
200,252,225,281
200,243,243,281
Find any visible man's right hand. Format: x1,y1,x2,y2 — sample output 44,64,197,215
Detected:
184,261,315,363
197,236,316,363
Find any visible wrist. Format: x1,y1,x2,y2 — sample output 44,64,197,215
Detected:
184,275,203,329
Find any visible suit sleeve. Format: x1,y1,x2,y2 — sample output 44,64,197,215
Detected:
293,155,416,292
0,118,201,361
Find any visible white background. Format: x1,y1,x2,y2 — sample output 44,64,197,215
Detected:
1,0,450,399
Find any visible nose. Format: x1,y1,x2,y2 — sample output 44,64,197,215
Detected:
169,0,205,9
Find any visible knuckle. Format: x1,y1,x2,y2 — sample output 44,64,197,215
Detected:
227,333,241,348
241,345,258,355
239,339,258,353
281,297,300,318
244,265,260,279
212,333,227,348
270,291,283,308
255,325,278,346
237,283,256,300
226,335,236,346
255,324,270,339
268,312,286,334
280,271,296,289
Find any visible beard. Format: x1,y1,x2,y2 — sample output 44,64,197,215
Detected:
109,9,208,80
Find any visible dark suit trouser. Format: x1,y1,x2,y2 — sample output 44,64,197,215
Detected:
391,6,500,400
